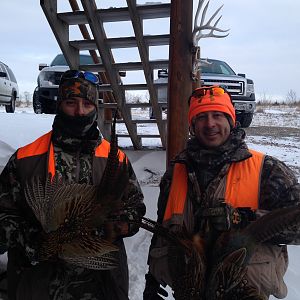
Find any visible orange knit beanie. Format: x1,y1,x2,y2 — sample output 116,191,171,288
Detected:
188,86,236,126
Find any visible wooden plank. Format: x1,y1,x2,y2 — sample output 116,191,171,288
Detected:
58,4,171,25
167,0,193,162
81,0,142,149
98,82,168,92
105,119,166,124
70,34,170,50
40,0,79,68
99,102,166,108
126,0,167,148
117,134,161,138
79,60,169,72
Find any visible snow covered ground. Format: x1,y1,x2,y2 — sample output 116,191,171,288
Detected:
0,105,299,299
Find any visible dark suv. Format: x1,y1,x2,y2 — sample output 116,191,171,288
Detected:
0,61,19,113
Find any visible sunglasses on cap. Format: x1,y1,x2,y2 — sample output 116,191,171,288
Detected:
61,70,100,85
188,85,231,105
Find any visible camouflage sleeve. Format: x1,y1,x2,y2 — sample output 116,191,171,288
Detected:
259,155,300,244
122,159,146,237
156,165,174,224
146,164,174,267
0,152,27,253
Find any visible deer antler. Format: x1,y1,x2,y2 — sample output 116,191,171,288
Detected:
192,0,229,47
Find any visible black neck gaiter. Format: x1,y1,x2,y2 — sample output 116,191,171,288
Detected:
54,110,97,138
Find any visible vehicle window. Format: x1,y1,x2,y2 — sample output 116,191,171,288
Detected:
50,54,94,66
0,64,8,78
7,67,17,83
216,61,235,75
219,65,232,75
0,63,5,73
201,60,236,76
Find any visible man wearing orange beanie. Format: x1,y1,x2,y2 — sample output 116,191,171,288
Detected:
144,85,300,299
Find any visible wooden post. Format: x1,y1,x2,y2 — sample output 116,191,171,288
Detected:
167,0,193,165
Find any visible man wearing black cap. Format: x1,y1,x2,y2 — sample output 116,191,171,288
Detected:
0,70,145,299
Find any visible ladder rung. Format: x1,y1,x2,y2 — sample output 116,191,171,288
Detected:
70,34,170,50
98,83,168,92
118,134,161,138
58,4,171,25
105,119,166,124
99,102,166,108
80,60,169,72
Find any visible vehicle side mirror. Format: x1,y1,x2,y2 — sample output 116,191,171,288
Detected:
237,73,246,78
39,63,48,71
0,71,7,78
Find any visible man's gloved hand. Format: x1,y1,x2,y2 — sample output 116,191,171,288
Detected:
143,272,168,300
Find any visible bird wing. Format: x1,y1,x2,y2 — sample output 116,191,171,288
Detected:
47,183,97,232
24,173,64,231
206,205,300,299
91,113,130,228
243,206,300,243
63,253,118,270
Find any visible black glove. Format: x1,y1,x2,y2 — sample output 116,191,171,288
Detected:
143,272,168,300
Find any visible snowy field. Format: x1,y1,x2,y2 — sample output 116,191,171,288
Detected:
0,105,299,299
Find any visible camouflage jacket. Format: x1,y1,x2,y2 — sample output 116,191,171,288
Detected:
0,123,145,300
156,127,300,243
147,127,300,298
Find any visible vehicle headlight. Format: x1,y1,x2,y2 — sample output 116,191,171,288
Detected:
38,71,56,86
246,79,255,95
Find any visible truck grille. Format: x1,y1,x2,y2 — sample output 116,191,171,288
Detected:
202,79,245,95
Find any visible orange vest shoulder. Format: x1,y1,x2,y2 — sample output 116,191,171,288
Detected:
163,149,265,222
17,131,52,159
225,149,265,210
95,139,127,162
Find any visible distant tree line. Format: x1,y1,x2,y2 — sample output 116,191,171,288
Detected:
16,92,33,107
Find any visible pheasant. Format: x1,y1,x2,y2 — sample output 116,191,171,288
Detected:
24,113,130,270
134,204,300,300
206,205,300,300
133,217,207,300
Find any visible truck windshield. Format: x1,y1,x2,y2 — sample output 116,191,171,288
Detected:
50,54,94,66
201,59,236,76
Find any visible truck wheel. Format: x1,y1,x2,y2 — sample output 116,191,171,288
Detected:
5,94,16,113
240,113,253,128
33,89,42,114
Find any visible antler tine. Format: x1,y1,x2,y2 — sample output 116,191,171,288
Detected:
192,0,229,46
194,0,205,32
195,17,230,42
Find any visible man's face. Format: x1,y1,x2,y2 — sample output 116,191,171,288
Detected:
60,97,96,116
193,111,231,148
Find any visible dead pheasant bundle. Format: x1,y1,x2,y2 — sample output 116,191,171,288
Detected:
206,206,300,300
137,205,300,300
24,114,129,270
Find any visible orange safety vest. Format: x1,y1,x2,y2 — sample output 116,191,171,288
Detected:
163,149,265,222
17,131,127,179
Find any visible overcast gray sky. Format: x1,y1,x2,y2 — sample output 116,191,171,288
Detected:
1,0,300,101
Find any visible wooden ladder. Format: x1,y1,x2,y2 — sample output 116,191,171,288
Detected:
40,0,171,149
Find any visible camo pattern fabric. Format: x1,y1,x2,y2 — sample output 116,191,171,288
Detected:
57,77,98,107
147,125,300,299
157,126,300,241
0,126,145,299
